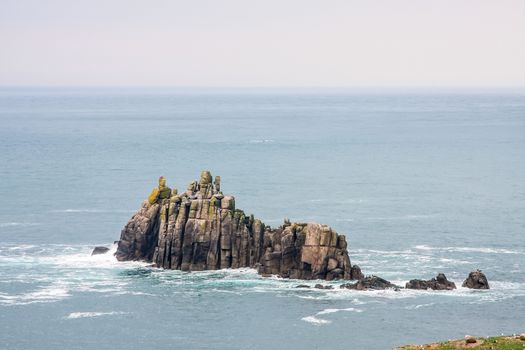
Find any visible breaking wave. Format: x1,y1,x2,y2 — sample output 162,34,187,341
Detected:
66,311,127,319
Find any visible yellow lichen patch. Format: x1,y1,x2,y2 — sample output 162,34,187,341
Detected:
148,187,160,204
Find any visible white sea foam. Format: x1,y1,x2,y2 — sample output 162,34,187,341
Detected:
302,306,363,325
295,287,418,301
0,285,70,306
301,316,331,325
38,243,147,270
317,307,363,315
113,291,156,296
414,245,524,255
489,281,525,290
1,240,522,308
7,244,37,251
66,311,126,319
405,302,436,310
438,258,470,264
0,222,40,227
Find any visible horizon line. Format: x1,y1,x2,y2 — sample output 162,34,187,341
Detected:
2,85,525,90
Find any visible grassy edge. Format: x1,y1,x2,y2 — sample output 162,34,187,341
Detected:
394,334,525,350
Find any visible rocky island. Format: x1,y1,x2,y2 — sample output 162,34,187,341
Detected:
114,171,490,288
116,171,362,281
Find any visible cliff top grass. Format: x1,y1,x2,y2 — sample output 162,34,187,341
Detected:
394,335,525,350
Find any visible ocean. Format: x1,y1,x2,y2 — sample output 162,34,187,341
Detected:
0,88,524,349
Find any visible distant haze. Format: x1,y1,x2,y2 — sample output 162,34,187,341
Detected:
1,0,524,87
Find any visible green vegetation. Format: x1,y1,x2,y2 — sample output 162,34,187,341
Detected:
395,335,525,350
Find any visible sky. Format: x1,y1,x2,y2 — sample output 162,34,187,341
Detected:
0,0,524,87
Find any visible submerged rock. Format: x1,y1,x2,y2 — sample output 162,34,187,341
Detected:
462,270,490,289
340,275,399,290
91,246,110,255
405,273,456,290
116,171,358,281
314,284,333,290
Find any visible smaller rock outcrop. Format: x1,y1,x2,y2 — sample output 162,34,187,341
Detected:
349,265,364,280
340,275,399,290
462,270,489,289
405,273,456,290
91,246,110,255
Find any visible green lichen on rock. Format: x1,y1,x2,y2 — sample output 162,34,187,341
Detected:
148,176,172,204
200,170,212,185
214,175,221,191
148,187,160,205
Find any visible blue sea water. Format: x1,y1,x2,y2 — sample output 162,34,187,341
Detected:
0,88,524,349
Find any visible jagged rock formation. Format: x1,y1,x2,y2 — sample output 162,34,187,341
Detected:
340,275,400,290
405,273,456,290
116,171,356,280
462,270,490,289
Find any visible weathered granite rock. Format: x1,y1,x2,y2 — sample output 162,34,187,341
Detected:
340,275,399,290
115,200,161,262
91,246,110,255
116,171,357,281
405,273,456,290
462,270,490,289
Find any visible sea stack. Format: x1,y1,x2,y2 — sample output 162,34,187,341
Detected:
462,270,490,289
115,171,356,280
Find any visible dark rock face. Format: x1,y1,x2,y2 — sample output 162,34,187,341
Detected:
340,275,399,290
314,284,333,290
462,270,489,289
116,171,356,281
405,273,456,290
91,246,110,255
350,265,364,280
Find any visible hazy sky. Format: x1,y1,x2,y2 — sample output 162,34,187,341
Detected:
1,0,524,87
